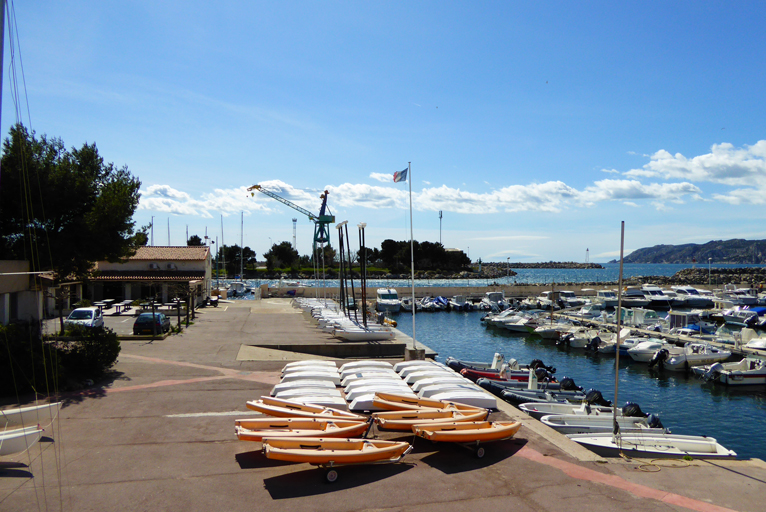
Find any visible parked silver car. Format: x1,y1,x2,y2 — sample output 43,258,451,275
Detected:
65,307,105,329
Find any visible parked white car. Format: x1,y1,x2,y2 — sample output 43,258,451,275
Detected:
65,307,104,329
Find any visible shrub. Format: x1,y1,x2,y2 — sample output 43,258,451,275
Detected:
0,323,62,396
59,326,121,379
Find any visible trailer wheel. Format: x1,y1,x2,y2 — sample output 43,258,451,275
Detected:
475,446,485,458
326,469,338,483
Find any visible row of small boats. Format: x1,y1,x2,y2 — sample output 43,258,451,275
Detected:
235,391,522,480
449,353,737,459
294,297,398,341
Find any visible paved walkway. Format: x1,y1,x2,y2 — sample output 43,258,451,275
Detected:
3,299,765,512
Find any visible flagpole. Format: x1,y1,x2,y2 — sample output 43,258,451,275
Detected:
408,162,416,351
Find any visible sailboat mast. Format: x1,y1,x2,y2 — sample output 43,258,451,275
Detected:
240,211,244,279
408,162,416,350
613,221,625,437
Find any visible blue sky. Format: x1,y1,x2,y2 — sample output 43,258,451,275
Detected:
4,1,766,263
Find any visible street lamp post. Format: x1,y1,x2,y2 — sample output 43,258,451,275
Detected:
507,257,510,278
708,258,712,285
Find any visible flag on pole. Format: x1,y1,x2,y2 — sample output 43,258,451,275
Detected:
393,168,408,183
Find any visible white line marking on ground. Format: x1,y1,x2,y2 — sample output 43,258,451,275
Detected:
165,410,261,418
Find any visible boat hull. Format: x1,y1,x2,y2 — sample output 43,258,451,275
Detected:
568,433,737,459
262,437,411,464
413,421,521,443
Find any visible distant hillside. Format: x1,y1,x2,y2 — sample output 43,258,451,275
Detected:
619,239,766,264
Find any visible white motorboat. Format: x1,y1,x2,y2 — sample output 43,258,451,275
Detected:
519,401,614,420
567,432,736,459
651,342,732,371
627,339,679,363
621,287,651,308
595,289,619,308
1,401,62,429
480,291,508,312
227,281,251,297
671,286,714,308
558,290,587,308
541,412,665,435
692,357,766,385
448,295,473,311
0,426,45,456
640,285,674,309
375,288,401,312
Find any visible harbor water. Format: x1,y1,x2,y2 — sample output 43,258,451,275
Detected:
393,309,766,461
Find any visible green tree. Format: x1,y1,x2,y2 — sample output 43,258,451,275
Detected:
265,242,299,270
187,235,203,246
0,124,143,279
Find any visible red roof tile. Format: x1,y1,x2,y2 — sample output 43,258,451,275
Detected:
129,246,209,261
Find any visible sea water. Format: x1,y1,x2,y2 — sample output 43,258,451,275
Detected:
393,309,766,461
231,263,765,290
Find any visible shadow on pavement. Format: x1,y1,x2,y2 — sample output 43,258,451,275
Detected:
416,437,527,474
0,462,33,479
235,450,295,469
263,463,414,498
59,370,128,405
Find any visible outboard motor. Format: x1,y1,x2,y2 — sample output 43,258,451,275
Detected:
702,362,724,382
559,377,582,392
529,359,556,374
648,348,669,369
557,333,574,347
535,367,552,382
584,389,612,407
445,358,463,372
647,414,664,430
622,402,646,418
584,336,602,352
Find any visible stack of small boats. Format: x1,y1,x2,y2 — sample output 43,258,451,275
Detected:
292,297,396,341
236,385,522,480
270,359,499,412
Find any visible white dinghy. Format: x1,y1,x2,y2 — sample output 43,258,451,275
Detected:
0,426,44,456
567,432,737,459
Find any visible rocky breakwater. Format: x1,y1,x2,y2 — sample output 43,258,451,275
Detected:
624,267,766,287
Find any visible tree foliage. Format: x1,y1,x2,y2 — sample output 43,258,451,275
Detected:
0,124,144,279
378,239,470,271
217,244,256,276
264,242,299,271
187,235,203,246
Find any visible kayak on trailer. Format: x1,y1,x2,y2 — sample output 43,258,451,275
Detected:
262,437,412,465
412,420,522,443
373,407,490,430
372,391,486,412
246,397,366,421
235,418,370,442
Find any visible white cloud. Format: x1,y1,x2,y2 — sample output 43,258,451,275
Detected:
600,168,620,174
622,201,639,207
624,140,766,189
369,172,391,183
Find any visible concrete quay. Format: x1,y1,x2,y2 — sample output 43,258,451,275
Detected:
3,299,765,512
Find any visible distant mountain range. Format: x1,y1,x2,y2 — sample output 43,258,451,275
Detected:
614,239,766,264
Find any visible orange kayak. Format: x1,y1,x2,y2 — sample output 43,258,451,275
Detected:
246,397,366,421
235,418,370,442
373,408,489,430
262,437,412,464
412,421,522,443
372,391,486,412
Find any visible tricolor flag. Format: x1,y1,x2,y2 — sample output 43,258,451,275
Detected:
393,168,408,183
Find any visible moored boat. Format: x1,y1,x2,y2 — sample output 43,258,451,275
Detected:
567,432,737,459
691,357,766,385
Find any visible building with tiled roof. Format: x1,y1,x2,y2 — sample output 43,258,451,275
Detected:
91,246,212,305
